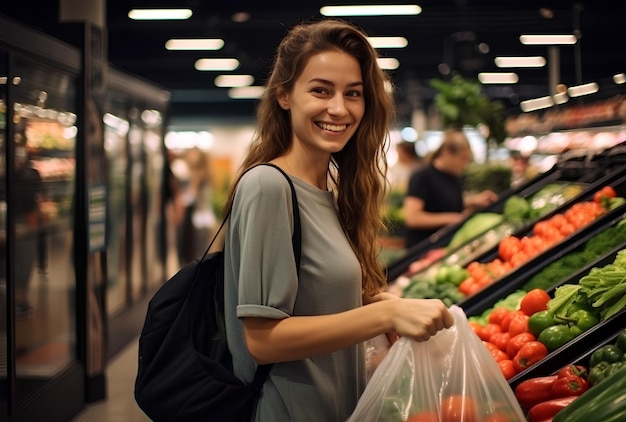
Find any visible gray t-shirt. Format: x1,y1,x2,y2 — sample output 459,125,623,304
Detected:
224,165,365,421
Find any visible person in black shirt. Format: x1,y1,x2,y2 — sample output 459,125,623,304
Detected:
403,129,497,249
14,132,43,317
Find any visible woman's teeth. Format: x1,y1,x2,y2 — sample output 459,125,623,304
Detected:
318,122,347,132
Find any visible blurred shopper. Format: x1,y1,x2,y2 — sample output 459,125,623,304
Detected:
509,150,538,188
13,132,43,318
388,140,422,194
403,128,498,249
177,148,216,263
221,19,453,421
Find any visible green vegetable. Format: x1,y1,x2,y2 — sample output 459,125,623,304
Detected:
434,264,468,286
447,212,504,250
528,310,557,336
553,364,626,422
547,284,582,316
589,345,624,367
503,195,530,221
588,361,610,385
555,309,599,336
601,361,626,382
537,324,575,351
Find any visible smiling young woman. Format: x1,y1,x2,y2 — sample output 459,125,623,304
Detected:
221,19,454,421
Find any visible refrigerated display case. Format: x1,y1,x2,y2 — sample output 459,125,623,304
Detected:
1,14,85,422
104,67,169,340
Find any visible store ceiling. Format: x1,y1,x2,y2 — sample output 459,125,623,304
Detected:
2,1,625,125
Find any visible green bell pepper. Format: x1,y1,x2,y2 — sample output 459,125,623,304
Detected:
566,309,599,336
537,324,575,352
589,344,624,367
588,361,610,385
528,310,557,337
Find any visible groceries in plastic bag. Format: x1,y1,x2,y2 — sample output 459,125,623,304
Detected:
347,305,526,422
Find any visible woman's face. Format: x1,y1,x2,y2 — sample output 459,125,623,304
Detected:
279,49,365,157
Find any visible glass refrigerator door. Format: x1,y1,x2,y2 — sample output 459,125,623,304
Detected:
11,54,77,402
0,48,7,416
103,112,129,315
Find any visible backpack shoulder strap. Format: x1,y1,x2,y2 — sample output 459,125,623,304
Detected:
258,163,301,273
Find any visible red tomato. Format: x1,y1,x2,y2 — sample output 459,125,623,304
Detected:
440,395,479,422
500,310,524,332
507,314,529,337
488,308,511,326
519,289,551,316
489,332,511,352
497,359,516,380
506,331,536,359
594,185,617,203
406,410,440,422
478,323,502,342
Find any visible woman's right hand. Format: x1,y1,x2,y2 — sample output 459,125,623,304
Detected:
390,298,454,342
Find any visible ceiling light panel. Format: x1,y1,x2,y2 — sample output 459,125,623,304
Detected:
567,82,599,97
519,34,577,45
478,72,519,84
367,37,409,49
128,9,192,20
214,74,254,87
195,58,240,71
494,56,546,68
165,39,224,50
377,58,400,70
320,4,422,16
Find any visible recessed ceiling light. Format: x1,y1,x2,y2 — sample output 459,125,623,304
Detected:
228,86,265,99
567,82,599,97
165,39,224,50
367,37,408,49
377,58,400,70
128,9,192,20
613,73,626,84
519,34,577,45
195,58,240,71
214,74,255,87
320,4,422,16
478,72,519,84
494,56,546,68
520,96,554,112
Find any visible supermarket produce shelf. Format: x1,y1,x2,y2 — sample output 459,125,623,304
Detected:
385,149,622,282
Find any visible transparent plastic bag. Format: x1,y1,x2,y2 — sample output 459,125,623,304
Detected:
365,334,391,382
348,305,526,422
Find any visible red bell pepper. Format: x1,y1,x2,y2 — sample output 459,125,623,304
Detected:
551,374,589,397
514,375,558,410
527,396,578,422
556,364,587,379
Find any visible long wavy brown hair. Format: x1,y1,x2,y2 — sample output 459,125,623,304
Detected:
224,18,395,297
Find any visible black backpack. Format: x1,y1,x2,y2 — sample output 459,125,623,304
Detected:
134,163,301,421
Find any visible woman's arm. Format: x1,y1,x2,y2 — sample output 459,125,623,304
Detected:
243,297,453,364
403,196,464,230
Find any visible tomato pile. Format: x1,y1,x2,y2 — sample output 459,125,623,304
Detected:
469,289,553,380
405,394,520,422
458,188,612,297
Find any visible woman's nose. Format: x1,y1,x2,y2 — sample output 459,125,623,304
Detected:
328,94,347,115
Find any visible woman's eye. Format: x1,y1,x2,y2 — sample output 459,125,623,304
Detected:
346,90,363,98
312,87,328,95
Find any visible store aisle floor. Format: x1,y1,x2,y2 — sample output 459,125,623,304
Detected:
70,338,151,422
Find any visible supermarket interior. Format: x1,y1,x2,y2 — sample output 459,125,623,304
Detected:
1,1,626,421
